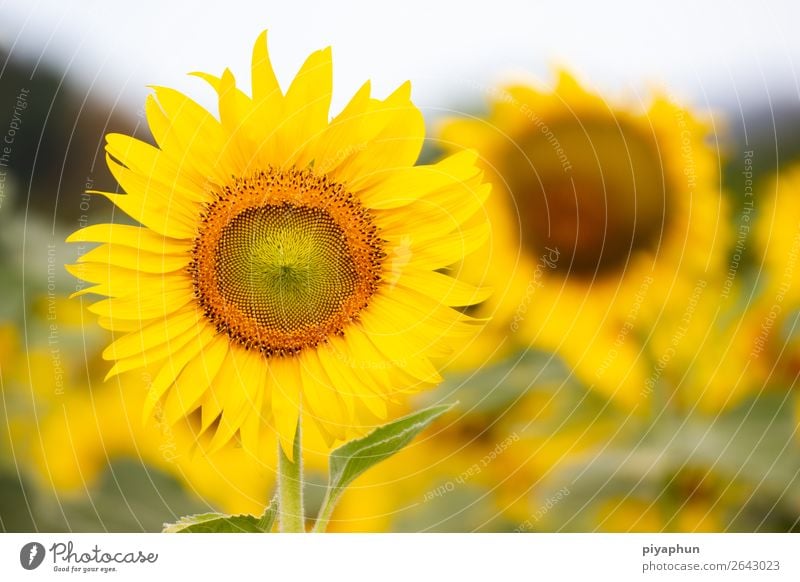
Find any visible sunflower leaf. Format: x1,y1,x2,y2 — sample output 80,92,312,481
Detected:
313,402,455,531
164,497,278,533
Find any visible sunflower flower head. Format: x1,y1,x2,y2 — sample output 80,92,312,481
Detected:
441,70,728,409
66,31,490,457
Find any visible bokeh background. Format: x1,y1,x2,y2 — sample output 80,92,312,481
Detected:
2,0,800,532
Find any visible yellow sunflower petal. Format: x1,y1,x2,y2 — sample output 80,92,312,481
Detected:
104,316,201,379
357,311,442,385
299,351,350,442
66,223,191,254
100,155,201,238
267,356,302,459
279,47,332,167
66,262,190,300
105,133,208,193
191,69,252,130
192,68,258,173
142,324,218,421
317,339,388,422
402,222,490,270
102,305,203,361
85,281,194,321
163,334,229,425
375,180,490,240
207,348,266,452
238,393,266,458
148,85,232,182
398,268,491,307
360,150,481,209
77,243,189,273
332,82,425,189
251,30,282,106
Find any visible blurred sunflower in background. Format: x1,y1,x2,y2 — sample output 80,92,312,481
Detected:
440,70,728,410
751,164,800,430
755,163,800,311
642,160,800,414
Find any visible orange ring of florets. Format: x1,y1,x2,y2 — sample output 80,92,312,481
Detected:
189,167,385,357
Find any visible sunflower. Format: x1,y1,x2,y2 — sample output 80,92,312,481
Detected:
647,278,782,412
66,31,489,456
482,382,627,528
592,468,752,533
440,71,728,409
754,163,800,312
0,323,23,461
485,379,784,533
752,164,800,429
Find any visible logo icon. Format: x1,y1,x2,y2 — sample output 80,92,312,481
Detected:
19,542,45,570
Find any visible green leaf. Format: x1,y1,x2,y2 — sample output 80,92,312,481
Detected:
164,497,277,533
312,403,455,532
328,403,455,495
256,497,279,532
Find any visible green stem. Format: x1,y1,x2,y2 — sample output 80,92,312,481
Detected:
311,489,339,533
278,419,304,533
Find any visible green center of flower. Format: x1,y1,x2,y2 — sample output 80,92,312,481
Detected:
190,168,384,357
215,204,359,332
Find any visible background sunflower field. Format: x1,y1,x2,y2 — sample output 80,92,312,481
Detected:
2,0,800,533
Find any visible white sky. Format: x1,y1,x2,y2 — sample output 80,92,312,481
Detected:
1,0,799,119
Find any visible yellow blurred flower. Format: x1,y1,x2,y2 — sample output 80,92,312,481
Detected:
486,383,762,533
440,70,728,409
752,163,800,431
593,468,751,533
0,323,17,368
0,323,22,460
755,163,800,310
31,370,274,515
647,279,779,412
483,384,624,526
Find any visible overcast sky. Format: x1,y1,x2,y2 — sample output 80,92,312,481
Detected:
1,0,798,119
